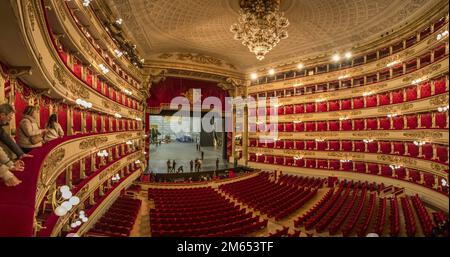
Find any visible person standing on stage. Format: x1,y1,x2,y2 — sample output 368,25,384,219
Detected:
167,160,171,173
172,160,176,173
201,151,204,160
190,160,194,172
216,157,219,171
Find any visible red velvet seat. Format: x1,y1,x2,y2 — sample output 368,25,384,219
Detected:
285,123,293,132
257,155,265,163
249,139,257,147
406,87,418,101
305,159,316,168
329,121,340,131
354,119,365,130
317,102,327,112
380,142,392,154
317,141,327,151
295,104,304,114
367,118,378,130
437,146,449,163
379,93,390,106
342,141,352,151
435,112,447,128
329,101,340,111
285,157,294,166
406,115,418,129
341,161,353,171
367,142,378,153
434,79,446,94
329,160,340,170
295,141,305,150
258,141,266,148
354,141,365,152
285,105,294,114
295,159,305,167
379,118,391,130
278,123,285,132
249,154,256,162
306,141,316,150
285,140,294,149
341,120,352,131
317,160,328,169
420,82,431,98
380,165,392,177
305,122,316,132
317,121,327,131
341,99,351,110
275,156,284,165
366,95,377,107
295,122,304,132
392,90,404,104
393,142,405,155
329,141,340,151
355,162,366,173
420,113,432,128
275,140,284,149
353,97,364,109
266,141,275,148
277,106,285,115
407,143,419,157
421,144,433,160
306,103,315,113
393,116,404,130
368,164,379,174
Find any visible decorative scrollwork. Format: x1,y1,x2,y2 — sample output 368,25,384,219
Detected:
403,131,443,139
116,133,133,140
27,0,35,31
41,148,66,183
431,162,448,172
101,99,121,112
429,94,449,106
377,155,417,166
53,64,90,99
352,132,390,137
79,137,108,149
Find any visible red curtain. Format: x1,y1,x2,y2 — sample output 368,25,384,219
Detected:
96,115,102,132
104,116,110,131
57,104,68,134
72,108,82,133
85,112,93,133
112,118,117,132
39,98,51,129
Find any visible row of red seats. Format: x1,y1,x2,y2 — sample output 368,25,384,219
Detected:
249,79,447,115
219,173,317,219
250,139,449,164
277,175,325,188
315,185,356,233
267,227,300,237
355,193,377,237
249,111,448,132
88,197,141,237
410,194,434,236
249,156,447,194
338,187,367,236
400,197,417,236
149,187,267,237
389,198,400,237
294,188,335,227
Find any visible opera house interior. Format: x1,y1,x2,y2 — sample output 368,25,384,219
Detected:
0,0,448,239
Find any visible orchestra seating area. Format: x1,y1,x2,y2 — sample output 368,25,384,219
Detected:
148,187,268,237
219,172,322,220
86,197,142,237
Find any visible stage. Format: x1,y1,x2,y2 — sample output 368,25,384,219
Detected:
148,142,230,174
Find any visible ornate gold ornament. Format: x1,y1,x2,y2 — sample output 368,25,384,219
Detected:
53,64,90,99
403,131,443,140
41,148,66,183
79,137,108,149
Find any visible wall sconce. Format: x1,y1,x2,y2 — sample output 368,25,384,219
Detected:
389,164,402,170
340,159,351,163
114,113,122,118
363,139,374,143
437,105,449,112
413,141,427,146
97,150,109,157
70,210,89,229
293,156,303,160
339,116,349,121
315,138,325,142
111,173,121,182
362,91,373,97
99,64,109,74
75,99,92,109
441,178,448,188
126,140,133,145
54,185,80,217
386,113,398,118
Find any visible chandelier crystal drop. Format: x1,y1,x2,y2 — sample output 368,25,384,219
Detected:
230,0,289,61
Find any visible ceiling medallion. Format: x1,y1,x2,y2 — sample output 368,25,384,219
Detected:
230,0,289,61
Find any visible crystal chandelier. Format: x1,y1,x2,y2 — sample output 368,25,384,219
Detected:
230,0,289,61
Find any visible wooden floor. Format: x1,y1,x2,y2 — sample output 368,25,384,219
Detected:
127,179,440,237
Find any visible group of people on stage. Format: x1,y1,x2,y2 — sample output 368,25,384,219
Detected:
0,104,65,187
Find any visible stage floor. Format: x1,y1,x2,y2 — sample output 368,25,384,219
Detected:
148,142,229,173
